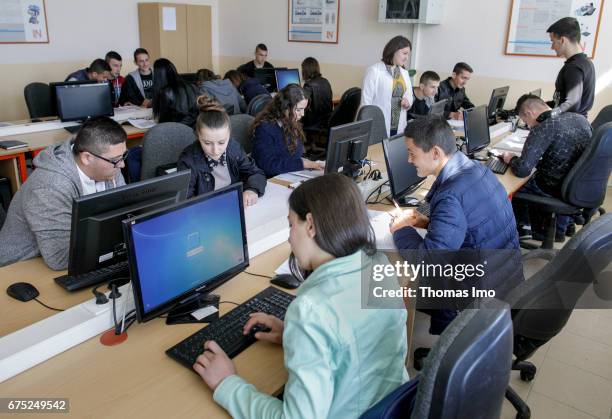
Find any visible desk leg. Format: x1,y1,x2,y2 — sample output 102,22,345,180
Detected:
17,154,27,183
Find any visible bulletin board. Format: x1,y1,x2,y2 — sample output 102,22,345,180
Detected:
504,0,604,58
0,0,49,44
288,0,340,44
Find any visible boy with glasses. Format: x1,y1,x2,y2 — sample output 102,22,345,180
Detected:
0,117,127,270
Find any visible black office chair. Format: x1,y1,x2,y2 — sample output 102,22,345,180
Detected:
139,122,196,180
247,93,272,117
357,105,388,145
591,104,612,131
328,87,362,129
504,213,612,419
361,299,513,419
229,114,254,154
513,122,612,249
24,82,54,119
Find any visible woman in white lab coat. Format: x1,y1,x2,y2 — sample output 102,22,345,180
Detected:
361,36,414,137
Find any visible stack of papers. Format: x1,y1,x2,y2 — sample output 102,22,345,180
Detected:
491,130,528,153
273,166,325,183
127,118,156,129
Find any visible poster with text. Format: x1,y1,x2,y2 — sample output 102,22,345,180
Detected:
0,0,49,43
289,0,340,43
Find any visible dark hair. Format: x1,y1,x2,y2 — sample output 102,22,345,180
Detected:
255,43,268,52
73,117,126,155
105,51,122,62
301,57,321,81
133,48,149,61
224,70,245,87
289,173,376,257
514,94,546,115
195,95,230,134
196,68,218,85
419,71,440,85
151,58,193,120
381,36,412,66
87,59,111,74
250,84,306,154
547,17,581,43
404,116,456,155
452,62,473,75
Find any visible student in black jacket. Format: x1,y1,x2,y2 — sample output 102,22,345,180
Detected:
152,58,199,127
225,70,269,106
119,48,154,107
177,96,266,205
407,71,440,120
237,43,274,78
300,57,333,132
435,62,475,120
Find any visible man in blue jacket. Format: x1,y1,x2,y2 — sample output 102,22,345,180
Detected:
389,116,523,337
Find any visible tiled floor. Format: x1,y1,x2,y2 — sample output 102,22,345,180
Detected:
409,188,612,418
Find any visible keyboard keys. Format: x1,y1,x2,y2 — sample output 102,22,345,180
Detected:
54,261,129,291
485,157,509,174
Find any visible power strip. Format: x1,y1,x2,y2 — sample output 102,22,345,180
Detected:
357,173,390,202
0,284,134,383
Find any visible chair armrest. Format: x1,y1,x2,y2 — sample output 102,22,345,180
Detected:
521,249,558,262
512,192,579,215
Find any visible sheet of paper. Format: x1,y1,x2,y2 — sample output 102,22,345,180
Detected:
244,182,291,230
368,210,426,250
275,258,291,275
162,7,177,31
191,305,218,321
127,118,156,129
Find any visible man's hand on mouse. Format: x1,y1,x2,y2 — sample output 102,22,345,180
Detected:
243,312,284,345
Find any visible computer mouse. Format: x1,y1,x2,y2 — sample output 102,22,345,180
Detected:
270,274,301,290
6,282,40,302
248,324,272,338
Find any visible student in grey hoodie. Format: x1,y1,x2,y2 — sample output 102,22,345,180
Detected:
0,117,127,270
196,69,246,115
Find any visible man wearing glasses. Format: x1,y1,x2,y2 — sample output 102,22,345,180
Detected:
0,117,127,270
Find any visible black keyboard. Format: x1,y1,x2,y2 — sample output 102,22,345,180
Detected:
485,157,509,174
417,202,431,217
166,286,295,370
54,260,130,291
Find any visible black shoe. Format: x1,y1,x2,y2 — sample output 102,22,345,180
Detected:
532,230,566,243
566,223,576,237
413,347,431,371
517,225,532,239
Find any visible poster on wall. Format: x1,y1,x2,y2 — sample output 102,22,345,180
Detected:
0,0,49,44
288,0,340,44
505,0,604,58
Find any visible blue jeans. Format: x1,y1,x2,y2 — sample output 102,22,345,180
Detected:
513,178,571,235
125,146,142,183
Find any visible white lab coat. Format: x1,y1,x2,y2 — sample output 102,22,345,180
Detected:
361,61,413,137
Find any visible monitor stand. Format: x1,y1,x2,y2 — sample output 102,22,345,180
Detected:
468,153,489,162
166,292,220,325
342,161,362,179
64,124,82,134
388,194,420,207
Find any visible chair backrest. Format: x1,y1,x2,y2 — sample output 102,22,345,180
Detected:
360,299,513,419
24,82,53,119
357,105,388,145
230,114,254,154
328,87,362,129
140,122,196,180
247,93,272,117
507,213,612,349
591,104,612,131
561,122,612,209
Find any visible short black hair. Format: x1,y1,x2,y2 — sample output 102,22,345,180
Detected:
105,51,122,62
453,62,473,75
133,48,149,61
255,43,268,52
381,36,412,66
73,117,127,155
87,59,111,74
547,17,581,43
514,94,546,115
419,71,440,85
404,116,456,155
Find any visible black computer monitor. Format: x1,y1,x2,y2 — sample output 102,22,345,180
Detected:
429,99,447,117
463,105,490,157
54,81,114,122
383,134,425,205
529,88,542,98
275,69,301,91
67,171,191,277
124,183,248,323
487,86,509,123
324,119,372,178
254,67,286,92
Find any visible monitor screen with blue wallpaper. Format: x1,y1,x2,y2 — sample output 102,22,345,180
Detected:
275,69,301,90
126,185,247,319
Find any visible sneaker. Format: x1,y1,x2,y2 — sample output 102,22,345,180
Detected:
565,223,576,237
517,225,532,239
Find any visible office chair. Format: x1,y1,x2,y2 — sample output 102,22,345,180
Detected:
357,105,388,146
513,122,612,249
230,114,254,154
0,205,6,230
24,82,54,119
139,122,196,180
504,213,612,418
361,299,513,419
247,93,272,117
328,87,362,129
591,104,612,131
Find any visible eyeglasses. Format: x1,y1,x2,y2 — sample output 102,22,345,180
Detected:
87,149,130,167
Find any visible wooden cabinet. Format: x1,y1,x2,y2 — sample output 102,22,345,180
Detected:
138,3,212,73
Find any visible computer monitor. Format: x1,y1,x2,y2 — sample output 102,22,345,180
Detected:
275,69,301,91
383,134,425,205
254,67,286,92
54,81,114,122
67,171,190,277
487,86,509,123
463,105,490,157
124,183,248,322
324,119,372,178
529,88,542,98
429,99,448,117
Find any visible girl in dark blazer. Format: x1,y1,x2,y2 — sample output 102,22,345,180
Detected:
177,96,266,206
250,84,322,178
